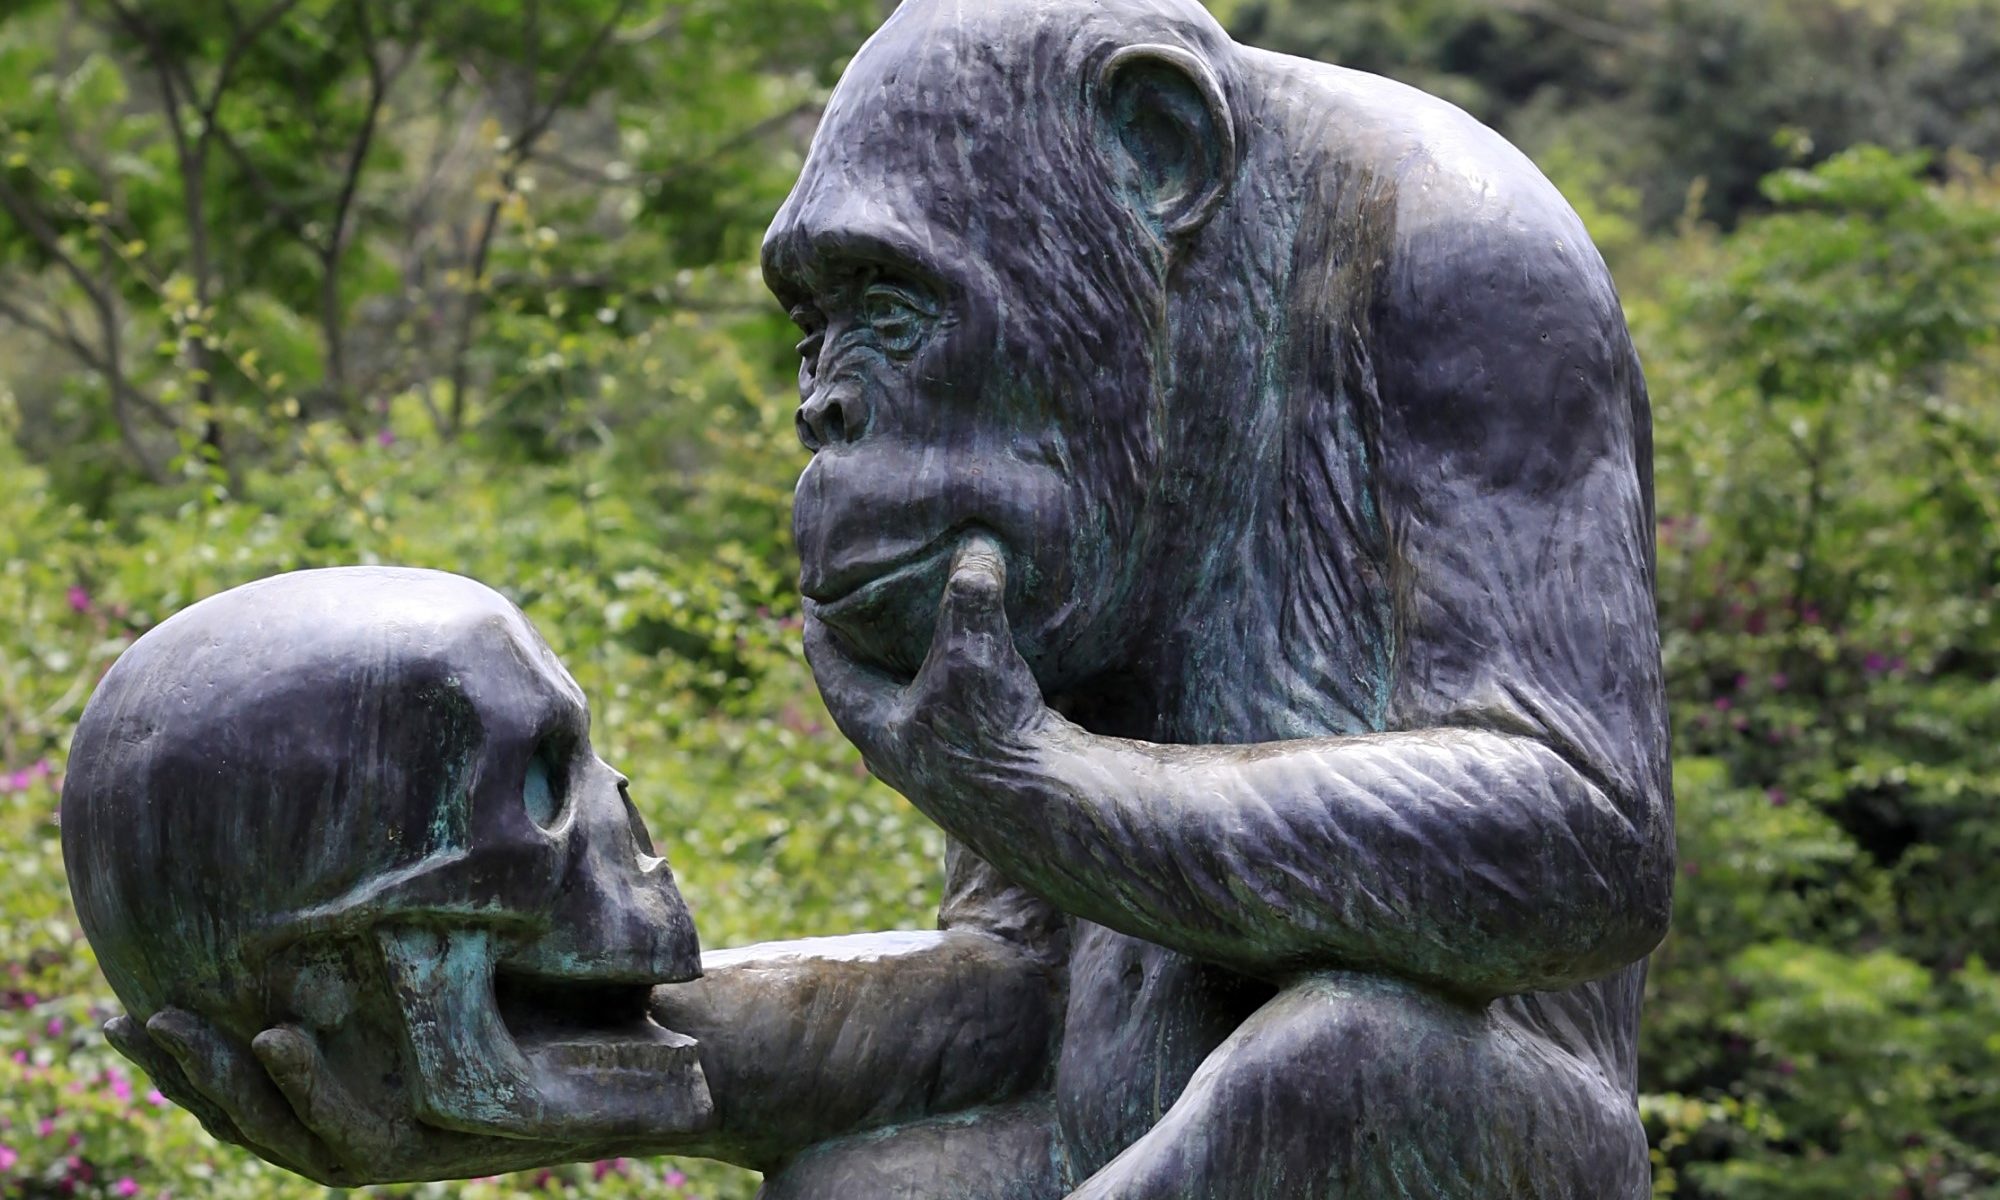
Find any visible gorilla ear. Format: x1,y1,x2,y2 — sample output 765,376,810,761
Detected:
1092,45,1236,241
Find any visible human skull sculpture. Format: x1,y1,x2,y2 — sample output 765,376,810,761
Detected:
62,567,713,1154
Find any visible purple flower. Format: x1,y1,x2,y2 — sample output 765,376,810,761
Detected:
1770,672,1789,691
1863,652,1888,674
376,429,396,448
66,586,92,614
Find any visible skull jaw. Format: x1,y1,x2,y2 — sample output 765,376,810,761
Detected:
378,927,716,1142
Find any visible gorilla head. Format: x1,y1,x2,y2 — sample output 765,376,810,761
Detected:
768,0,1264,707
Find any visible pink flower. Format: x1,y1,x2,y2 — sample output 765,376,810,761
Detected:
110,1075,132,1102
0,1144,16,1170
666,1169,688,1187
376,429,396,448
116,1178,140,1198
146,1090,166,1107
35,1118,54,1138
66,586,92,614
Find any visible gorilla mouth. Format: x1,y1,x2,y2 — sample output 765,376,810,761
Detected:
493,970,701,1076
803,536,958,613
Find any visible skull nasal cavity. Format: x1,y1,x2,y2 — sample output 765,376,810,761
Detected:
797,387,865,451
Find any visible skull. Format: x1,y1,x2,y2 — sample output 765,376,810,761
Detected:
61,566,713,1144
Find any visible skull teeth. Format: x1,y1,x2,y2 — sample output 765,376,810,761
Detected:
526,1026,701,1074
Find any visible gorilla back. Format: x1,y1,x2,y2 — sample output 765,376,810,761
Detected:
770,0,1669,1196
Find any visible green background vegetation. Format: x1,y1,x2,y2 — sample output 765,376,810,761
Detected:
1,0,1996,1196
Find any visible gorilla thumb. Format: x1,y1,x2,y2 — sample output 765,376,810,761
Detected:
947,535,1008,616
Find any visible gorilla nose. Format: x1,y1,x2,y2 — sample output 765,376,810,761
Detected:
797,385,867,451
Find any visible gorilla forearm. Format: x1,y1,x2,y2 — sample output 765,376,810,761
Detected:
645,930,1060,1170
917,722,1672,1002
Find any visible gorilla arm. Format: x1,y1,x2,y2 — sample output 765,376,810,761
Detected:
104,917,1059,1183
103,823,1058,1186
647,908,1063,1170
809,543,1673,1007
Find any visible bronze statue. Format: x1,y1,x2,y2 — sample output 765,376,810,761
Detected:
63,1,1673,1195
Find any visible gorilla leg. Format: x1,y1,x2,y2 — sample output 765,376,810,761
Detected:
1064,974,1648,1200
757,1100,1064,1200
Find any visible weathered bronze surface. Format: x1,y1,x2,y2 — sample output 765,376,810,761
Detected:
63,1,1673,1195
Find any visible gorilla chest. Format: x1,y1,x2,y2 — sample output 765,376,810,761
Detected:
1055,921,1277,1179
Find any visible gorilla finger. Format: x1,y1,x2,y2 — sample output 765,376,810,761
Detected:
946,535,1008,610
933,537,1034,688
104,1015,250,1150
145,1010,354,1186
255,1026,414,1162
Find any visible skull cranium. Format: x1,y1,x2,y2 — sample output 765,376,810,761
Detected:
62,566,713,1145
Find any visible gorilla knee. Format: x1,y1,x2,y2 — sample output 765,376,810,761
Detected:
1071,975,1647,1200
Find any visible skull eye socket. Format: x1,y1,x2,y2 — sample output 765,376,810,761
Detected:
522,740,570,831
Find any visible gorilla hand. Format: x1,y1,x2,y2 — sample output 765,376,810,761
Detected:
104,1009,355,1186
805,535,1061,802
103,1007,611,1187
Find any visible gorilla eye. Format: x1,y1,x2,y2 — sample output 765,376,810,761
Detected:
522,740,570,831
861,282,936,358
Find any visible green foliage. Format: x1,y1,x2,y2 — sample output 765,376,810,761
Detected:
1639,148,2000,1197
1,3,1997,1199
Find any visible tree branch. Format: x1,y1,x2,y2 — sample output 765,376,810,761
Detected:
0,291,171,482
444,0,637,433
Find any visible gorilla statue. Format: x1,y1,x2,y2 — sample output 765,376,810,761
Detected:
73,1,1673,1196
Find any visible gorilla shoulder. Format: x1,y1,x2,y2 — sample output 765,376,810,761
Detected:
1262,50,1644,480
